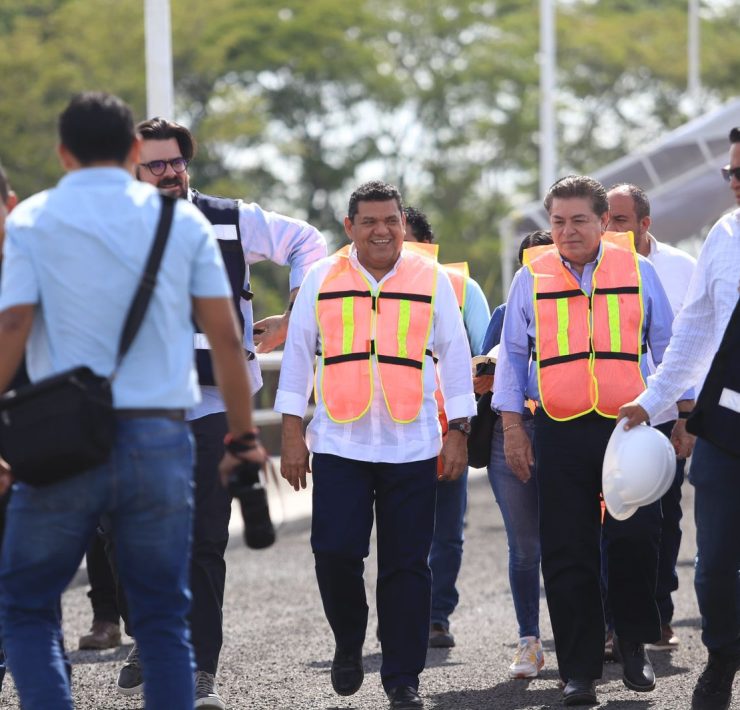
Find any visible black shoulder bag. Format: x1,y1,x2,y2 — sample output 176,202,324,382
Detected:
0,195,176,486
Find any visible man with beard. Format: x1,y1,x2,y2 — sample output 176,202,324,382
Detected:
108,118,327,709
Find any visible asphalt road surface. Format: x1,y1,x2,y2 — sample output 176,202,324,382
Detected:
0,468,724,710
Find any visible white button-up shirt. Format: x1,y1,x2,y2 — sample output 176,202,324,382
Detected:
638,209,740,419
275,246,476,463
645,235,697,425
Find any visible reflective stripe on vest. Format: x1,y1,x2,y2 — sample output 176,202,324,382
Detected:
524,232,645,421
316,245,437,423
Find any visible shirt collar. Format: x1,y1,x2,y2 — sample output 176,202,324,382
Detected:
57,166,133,188
559,240,603,270
647,234,659,257
348,244,404,285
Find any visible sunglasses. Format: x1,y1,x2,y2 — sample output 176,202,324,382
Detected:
139,157,189,177
721,165,740,182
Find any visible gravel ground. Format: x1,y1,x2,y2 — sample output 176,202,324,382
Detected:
0,471,727,710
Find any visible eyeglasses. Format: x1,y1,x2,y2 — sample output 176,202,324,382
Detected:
139,157,189,176
721,165,740,182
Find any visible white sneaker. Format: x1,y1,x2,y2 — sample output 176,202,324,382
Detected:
509,636,545,679
195,670,226,709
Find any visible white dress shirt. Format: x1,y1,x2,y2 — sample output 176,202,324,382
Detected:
638,209,740,419
193,197,327,419
275,246,476,463
645,235,697,425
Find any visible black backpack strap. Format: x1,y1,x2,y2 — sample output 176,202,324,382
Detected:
113,194,176,372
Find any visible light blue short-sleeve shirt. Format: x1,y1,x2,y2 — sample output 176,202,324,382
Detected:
0,167,231,409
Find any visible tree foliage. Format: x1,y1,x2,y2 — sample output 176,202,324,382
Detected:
0,0,738,308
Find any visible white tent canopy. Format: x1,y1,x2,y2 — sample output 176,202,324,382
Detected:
501,97,740,288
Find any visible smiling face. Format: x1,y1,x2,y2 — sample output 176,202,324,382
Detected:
344,199,406,280
549,196,608,270
137,137,190,198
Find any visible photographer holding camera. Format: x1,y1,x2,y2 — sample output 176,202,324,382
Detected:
0,92,265,710
99,117,326,709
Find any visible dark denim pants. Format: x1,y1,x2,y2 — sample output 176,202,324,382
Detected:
429,468,468,629
690,437,740,656
487,414,541,639
311,453,437,693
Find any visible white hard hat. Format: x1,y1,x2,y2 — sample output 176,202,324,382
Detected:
602,422,675,521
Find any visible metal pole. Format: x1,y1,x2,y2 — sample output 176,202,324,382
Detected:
539,0,557,198
144,0,175,119
687,0,701,113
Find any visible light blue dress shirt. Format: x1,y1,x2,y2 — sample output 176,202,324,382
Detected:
0,168,230,409
462,276,491,356
492,243,685,415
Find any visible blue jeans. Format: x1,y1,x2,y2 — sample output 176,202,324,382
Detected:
429,468,468,628
487,414,541,639
690,437,740,656
0,418,195,710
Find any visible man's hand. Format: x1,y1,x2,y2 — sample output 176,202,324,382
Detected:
0,457,13,496
617,401,650,430
439,430,468,481
503,426,534,483
280,415,311,490
670,419,696,459
218,444,268,488
253,314,289,354
473,374,493,396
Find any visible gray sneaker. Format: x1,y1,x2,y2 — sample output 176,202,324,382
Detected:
116,643,144,696
195,670,226,709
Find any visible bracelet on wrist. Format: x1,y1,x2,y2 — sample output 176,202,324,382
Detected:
503,422,522,433
677,411,692,420
224,430,261,455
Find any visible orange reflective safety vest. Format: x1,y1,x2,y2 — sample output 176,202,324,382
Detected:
443,262,469,312
434,261,470,434
523,231,646,421
316,244,438,424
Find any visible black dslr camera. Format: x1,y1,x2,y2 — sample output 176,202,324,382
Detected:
227,459,276,550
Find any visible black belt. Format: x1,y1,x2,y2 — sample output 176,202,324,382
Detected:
116,408,186,421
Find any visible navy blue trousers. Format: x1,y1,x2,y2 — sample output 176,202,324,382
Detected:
534,411,662,681
691,438,740,656
311,453,437,692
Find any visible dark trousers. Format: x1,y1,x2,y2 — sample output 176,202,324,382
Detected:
653,421,686,626
311,453,437,693
602,420,686,629
534,411,661,681
189,412,232,674
86,532,120,625
690,437,740,656
104,412,231,674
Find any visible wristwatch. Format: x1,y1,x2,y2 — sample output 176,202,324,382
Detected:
448,419,472,436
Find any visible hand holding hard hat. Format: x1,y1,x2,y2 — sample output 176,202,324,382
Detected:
602,421,676,521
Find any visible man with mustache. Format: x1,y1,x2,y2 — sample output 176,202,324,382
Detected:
110,117,327,709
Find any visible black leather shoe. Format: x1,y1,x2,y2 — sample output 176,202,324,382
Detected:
330,647,363,696
616,637,656,692
387,685,423,709
691,652,740,710
562,679,597,706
